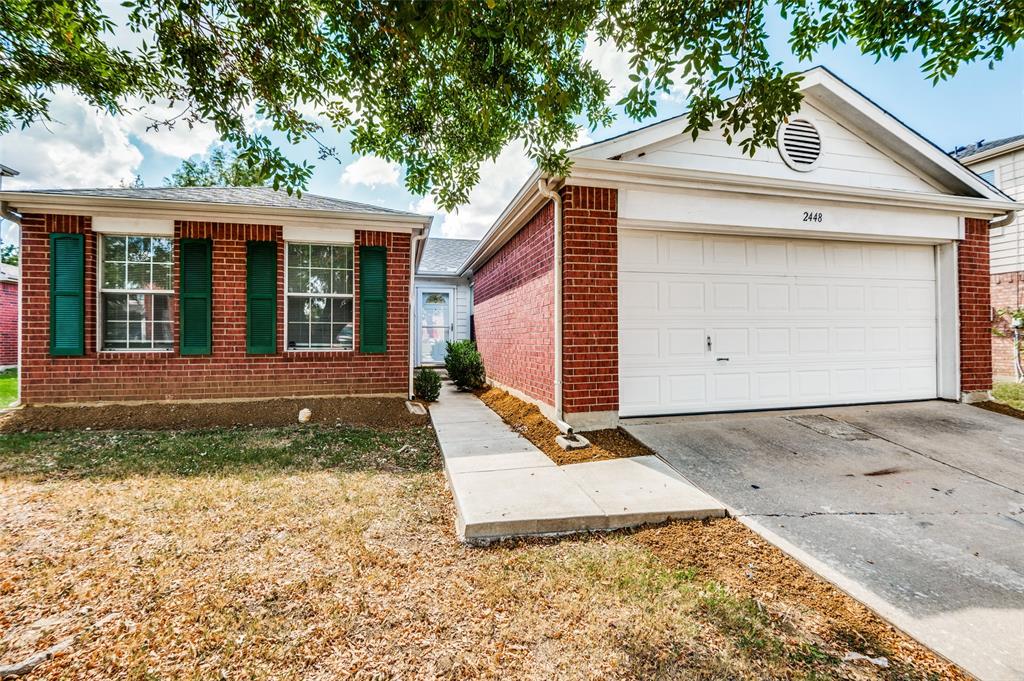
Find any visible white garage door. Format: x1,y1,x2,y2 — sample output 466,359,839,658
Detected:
619,230,938,417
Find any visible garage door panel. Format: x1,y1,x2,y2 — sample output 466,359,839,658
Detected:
619,230,938,416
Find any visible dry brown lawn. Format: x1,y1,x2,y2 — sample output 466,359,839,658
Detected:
0,418,964,680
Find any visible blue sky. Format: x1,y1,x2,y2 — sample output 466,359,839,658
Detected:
1,8,1021,246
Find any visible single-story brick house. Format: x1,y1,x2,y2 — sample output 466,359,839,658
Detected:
0,263,17,367
459,67,1019,429
953,135,1024,382
0,186,431,405
413,237,477,366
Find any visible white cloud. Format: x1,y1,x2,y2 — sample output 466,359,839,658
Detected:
0,89,143,189
121,100,221,159
582,32,633,102
422,141,535,239
341,155,401,188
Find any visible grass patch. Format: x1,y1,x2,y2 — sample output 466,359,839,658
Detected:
0,367,15,407
0,424,439,479
0,423,967,680
992,381,1024,411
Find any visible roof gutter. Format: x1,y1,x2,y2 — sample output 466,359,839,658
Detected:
0,192,431,231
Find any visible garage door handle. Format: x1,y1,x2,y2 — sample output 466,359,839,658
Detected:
706,335,712,351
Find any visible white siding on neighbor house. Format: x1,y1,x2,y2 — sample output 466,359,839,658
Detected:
415,274,472,344
967,147,1024,274
619,102,943,195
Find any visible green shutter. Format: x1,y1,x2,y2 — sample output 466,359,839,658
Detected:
359,246,387,353
49,233,85,356
179,238,212,355
246,240,277,354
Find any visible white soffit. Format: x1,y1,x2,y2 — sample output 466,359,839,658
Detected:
92,216,173,235
282,224,355,243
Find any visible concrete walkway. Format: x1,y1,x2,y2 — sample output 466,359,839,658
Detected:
430,383,724,543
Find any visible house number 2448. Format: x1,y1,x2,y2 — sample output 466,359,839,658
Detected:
802,211,824,223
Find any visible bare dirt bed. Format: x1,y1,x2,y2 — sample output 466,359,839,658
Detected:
632,519,966,681
476,387,651,465
0,396,427,433
974,399,1024,421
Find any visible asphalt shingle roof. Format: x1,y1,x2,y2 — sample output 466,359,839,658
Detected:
418,238,478,275
952,134,1024,160
10,186,423,217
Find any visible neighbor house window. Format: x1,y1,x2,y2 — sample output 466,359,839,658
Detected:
99,235,173,350
286,243,354,350
978,169,997,187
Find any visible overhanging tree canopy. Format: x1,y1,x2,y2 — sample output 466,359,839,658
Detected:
2,0,1020,209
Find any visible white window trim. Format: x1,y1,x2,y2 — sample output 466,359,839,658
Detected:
284,240,356,353
97,233,175,353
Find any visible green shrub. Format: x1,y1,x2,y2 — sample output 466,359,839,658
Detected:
413,367,442,402
444,340,486,390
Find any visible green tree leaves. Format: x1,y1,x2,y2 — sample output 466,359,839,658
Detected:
2,0,1020,208
165,145,270,187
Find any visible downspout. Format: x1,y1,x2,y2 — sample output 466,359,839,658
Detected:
535,179,564,422
409,226,429,399
991,210,1015,228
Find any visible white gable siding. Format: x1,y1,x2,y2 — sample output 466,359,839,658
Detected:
968,148,1024,274
619,103,942,194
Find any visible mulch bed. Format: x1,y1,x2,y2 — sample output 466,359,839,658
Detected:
974,399,1024,420
476,387,652,465
0,396,428,433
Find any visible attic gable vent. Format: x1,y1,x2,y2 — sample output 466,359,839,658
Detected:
778,119,822,171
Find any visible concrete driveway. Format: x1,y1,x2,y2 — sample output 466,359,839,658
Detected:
624,400,1024,681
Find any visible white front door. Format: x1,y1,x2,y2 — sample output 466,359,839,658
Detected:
418,289,454,365
619,230,939,417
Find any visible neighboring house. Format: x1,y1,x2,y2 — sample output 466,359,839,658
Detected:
459,67,1018,429
413,237,477,366
953,135,1024,381
0,263,16,367
0,186,431,404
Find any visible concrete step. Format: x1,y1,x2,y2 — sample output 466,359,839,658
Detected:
430,384,725,544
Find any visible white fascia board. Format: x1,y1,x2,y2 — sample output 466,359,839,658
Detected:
458,168,545,275
570,116,689,160
0,192,431,233
567,157,1020,217
798,68,1012,202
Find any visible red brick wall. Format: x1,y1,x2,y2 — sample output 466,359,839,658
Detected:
473,202,555,406
991,270,1024,380
0,280,16,366
19,213,410,404
959,217,993,393
561,186,618,418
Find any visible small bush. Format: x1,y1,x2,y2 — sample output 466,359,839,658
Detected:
445,340,486,390
414,367,442,402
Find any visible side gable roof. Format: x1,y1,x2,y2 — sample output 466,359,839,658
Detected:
417,237,478,275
